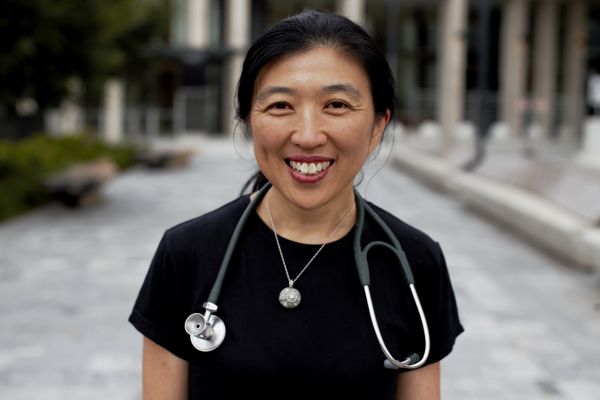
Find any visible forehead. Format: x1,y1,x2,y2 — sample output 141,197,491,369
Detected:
253,47,370,94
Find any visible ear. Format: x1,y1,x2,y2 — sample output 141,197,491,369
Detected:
368,109,392,154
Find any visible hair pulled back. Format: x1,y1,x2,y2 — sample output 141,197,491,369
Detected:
237,9,397,192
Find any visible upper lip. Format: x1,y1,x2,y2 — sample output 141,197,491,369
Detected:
286,155,333,163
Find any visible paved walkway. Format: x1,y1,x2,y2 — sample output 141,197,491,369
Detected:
0,136,598,399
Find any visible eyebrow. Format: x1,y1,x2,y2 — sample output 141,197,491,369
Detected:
255,86,295,103
321,84,362,100
254,83,363,103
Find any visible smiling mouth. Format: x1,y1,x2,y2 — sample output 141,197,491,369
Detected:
286,159,333,175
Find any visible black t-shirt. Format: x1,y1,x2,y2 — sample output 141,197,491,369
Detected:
129,195,463,399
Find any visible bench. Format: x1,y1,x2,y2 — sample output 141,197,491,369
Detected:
468,154,600,270
44,158,118,207
476,155,600,224
137,149,193,169
393,146,600,272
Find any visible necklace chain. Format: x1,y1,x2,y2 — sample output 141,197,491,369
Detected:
265,195,353,287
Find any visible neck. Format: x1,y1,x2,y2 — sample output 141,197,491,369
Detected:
257,187,356,245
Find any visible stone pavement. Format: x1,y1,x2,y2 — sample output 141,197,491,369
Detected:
0,136,599,399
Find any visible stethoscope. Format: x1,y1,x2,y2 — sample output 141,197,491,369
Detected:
184,183,430,369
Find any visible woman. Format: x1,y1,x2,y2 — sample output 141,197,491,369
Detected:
130,9,462,399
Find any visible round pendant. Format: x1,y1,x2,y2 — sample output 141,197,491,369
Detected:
279,287,301,309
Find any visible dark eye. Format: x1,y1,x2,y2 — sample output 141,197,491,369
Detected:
272,101,290,110
328,101,348,109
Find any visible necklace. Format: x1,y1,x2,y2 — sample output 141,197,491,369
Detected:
265,195,353,309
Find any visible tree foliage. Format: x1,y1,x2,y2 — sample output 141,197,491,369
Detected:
0,0,168,115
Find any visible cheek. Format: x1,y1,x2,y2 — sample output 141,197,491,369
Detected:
332,119,376,156
250,117,282,162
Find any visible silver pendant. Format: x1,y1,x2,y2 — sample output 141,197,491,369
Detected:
279,286,301,309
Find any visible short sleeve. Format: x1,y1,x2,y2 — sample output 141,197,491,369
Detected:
128,233,191,360
419,242,464,365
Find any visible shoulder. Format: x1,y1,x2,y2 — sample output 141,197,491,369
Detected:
161,196,250,256
366,201,441,257
364,201,447,285
365,202,464,364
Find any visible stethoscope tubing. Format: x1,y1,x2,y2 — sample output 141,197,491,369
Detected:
353,192,430,368
364,284,430,369
206,183,272,305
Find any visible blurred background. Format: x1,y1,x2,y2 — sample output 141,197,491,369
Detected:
1,0,600,399
2,0,600,219
1,0,598,144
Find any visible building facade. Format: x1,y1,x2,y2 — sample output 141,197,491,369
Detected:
131,0,598,160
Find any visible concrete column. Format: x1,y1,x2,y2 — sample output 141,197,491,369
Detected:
223,0,251,135
337,0,365,26
45,78,83,136
531,0,559,141
436,0,468,153
187,0,211,48
499,0,529,138
560,0,587,144
101,79,124,144
398,15,418,119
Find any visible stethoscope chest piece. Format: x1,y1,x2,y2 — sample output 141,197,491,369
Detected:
185,312,226,352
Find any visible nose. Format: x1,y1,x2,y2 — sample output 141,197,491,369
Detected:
290,108,327,148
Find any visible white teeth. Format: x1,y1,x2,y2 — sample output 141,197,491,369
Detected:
288,160,332,175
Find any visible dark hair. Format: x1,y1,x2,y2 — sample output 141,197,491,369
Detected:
237,9,397,193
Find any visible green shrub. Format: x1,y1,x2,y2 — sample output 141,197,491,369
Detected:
0,133,139,221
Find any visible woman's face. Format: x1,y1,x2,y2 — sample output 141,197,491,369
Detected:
249,47,390,211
